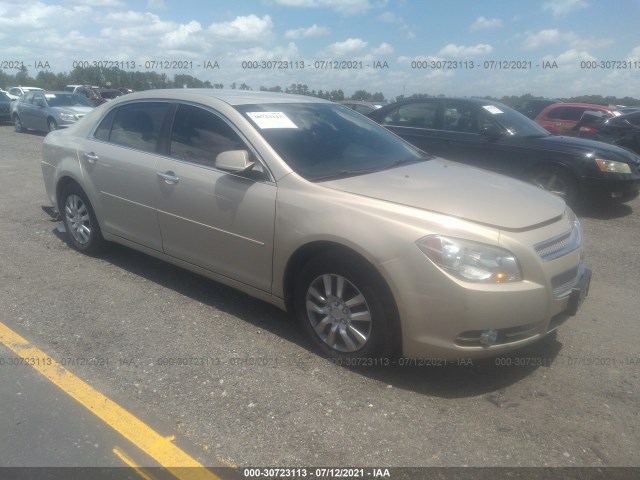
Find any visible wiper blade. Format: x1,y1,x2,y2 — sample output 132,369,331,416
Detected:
311,169,379,182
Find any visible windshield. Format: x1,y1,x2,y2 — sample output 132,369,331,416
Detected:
45,93,94,108
484,103,551,137
236,103,427,181
0,92,10,102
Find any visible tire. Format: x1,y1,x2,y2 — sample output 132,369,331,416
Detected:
13,115,23,133
528,166,579,207
60,183,105,254
47,117,58,132
294,251,399,359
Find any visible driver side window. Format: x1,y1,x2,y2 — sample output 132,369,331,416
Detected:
170,104,265,177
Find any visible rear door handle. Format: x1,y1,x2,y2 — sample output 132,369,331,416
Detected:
83,152,98,164
157,171,180,184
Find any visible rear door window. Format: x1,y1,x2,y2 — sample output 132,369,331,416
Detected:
547,107,585,121
108,102,170,153
380,101,438,129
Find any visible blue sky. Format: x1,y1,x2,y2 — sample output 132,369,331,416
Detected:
1,0,639,99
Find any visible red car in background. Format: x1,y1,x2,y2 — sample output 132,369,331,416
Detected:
535,103,622,136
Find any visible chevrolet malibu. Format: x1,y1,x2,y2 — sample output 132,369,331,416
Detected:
41,90,591,360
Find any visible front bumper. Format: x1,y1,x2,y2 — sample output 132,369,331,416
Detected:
383,225,589,359
581,174,640,203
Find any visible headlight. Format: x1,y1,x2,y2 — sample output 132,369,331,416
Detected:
417,235,522,283
595,158,631,173
59,112,77,121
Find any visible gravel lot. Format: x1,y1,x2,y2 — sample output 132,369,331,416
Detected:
0,122,639,468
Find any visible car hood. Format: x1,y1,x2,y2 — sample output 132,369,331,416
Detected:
320,159,565,231
51,106,94,115
527,134,640,164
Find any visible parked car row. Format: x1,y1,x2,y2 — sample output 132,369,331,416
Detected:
41,89,593,361
575,111,640,154
366,97,640,208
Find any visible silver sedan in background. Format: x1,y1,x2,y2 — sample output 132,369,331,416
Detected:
41,89,590,360
13,91,94,133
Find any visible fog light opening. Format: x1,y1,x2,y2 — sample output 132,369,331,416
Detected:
480,329,498,347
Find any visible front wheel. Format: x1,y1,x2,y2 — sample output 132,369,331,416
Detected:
60,183,105,254
294,251,399,359
47,117,58,132
528,166,579,207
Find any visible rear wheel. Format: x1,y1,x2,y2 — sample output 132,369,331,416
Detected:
294,251,399,359
60,183,105,254
13,115,23,132
528,166,579,207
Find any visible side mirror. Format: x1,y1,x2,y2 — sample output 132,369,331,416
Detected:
480,125,502,138
215,150,255,172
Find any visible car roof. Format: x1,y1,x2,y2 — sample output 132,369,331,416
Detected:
377,97,512,110
120,88,330,106
544,103,613,109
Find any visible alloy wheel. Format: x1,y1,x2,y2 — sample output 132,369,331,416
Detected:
65,194,92,244
305,273,372,352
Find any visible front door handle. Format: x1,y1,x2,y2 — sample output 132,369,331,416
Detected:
83,152,98,164
157,171,180,184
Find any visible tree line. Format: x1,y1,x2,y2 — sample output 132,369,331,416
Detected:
2,66,638,107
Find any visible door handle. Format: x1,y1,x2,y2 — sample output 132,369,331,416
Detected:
83,152,98,164
157,171,180,184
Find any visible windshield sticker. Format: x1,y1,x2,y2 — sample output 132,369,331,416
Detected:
246,111,298,129
483,105,503,114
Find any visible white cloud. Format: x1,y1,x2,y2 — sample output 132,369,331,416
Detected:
438,43,493,57
208,15,273,43
235,42,300,62
523,29,612,50
73,0,125,6
544,48,596,65
523,29,572,49
103,10,160,24
320,38,368,56
542,0,589,18
274,0,373,15
371,42,393,55
469,16,503,32
627,46,640,61
160,21,202,50
0,2,92,30
284,24,330,40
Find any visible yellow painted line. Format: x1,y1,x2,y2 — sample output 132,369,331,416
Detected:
113,447,157,480
0,322,220,480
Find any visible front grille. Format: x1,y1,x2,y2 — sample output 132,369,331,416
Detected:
534,220,581,261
